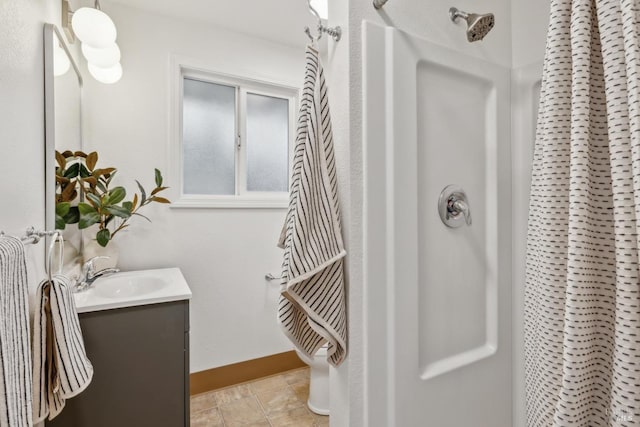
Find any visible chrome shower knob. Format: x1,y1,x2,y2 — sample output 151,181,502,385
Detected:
438,185,472,228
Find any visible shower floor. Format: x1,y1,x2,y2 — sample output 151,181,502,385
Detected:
190,367,329,426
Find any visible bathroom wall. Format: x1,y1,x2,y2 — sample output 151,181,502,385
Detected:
81,2,306,373
0,0,64,290
322,2,353,427
511,1,549,69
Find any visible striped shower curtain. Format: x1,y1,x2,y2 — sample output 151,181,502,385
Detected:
525,0,640,426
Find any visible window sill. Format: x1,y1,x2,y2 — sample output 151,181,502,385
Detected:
170,195,288,209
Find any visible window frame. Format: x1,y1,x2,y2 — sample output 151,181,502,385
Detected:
169,57,298,209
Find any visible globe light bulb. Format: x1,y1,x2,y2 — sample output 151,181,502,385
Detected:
82,42,121,68
72,7,117,48
88,62,123,84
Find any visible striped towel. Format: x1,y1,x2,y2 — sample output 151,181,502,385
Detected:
0,236,33,427
32,275,93,422
278,45,347,367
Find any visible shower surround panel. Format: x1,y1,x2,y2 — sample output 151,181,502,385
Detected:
363,22,512,426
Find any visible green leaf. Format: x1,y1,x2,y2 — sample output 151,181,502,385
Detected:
78,202,100,229
55,215,67,230
135,180,147,205
155,168,162,187
77,202,94,214
63,206,80,224
107,186,126,205
96,228,111,247
105,205,132,219
63,162,80,178
55,202,70,216
86,193,102,207
122,201,133,212
106,170,117,186
79,164,91,178
96,181,107,193
151,196,171,204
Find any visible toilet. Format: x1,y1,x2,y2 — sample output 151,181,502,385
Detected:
296,344,330,415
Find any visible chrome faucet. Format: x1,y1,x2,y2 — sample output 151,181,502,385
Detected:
75,256,120,292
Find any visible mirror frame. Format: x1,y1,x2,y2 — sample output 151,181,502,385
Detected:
43,23,83,240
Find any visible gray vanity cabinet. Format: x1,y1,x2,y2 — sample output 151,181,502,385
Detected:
46,300,190,427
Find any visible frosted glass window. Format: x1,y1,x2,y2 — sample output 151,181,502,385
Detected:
182,78,236,195
246,93,289,192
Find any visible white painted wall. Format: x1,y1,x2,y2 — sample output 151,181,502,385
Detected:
323,3,353,427
511,1,550,69
81,3,307,372
0,0,65,293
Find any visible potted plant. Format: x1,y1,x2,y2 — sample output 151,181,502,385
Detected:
55,150,170,267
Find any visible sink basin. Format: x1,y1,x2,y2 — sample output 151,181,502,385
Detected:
73,268,191,313
93,274,168,299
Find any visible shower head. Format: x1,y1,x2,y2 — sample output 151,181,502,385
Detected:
449,7,495,42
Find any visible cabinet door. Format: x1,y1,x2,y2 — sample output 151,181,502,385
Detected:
47,301,189,427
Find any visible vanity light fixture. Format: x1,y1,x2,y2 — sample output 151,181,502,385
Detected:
81,43,121,68
71,1,116,48
65,0,123,84
88,62,123,85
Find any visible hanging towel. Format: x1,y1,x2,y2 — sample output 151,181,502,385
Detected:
32,275,93,422
278,46,347,367
0,236,33,427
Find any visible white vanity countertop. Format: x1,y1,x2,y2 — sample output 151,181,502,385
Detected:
73,267,192,313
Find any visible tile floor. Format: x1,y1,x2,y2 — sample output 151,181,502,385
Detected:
190,367,329,427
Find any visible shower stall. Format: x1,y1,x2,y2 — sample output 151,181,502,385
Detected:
362,20,512,426
358,0,640,425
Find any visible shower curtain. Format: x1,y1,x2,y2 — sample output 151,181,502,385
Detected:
525,0,640,426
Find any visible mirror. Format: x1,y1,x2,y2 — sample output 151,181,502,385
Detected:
44,23,83,270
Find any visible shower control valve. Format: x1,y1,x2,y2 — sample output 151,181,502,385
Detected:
438,185,472,228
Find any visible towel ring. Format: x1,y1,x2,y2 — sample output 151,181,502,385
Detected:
47,231,64,282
